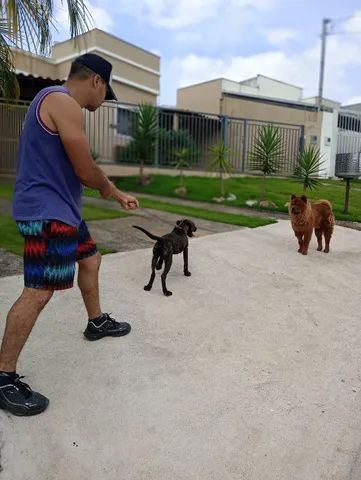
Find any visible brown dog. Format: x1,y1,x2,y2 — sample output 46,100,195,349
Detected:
289,195,335,255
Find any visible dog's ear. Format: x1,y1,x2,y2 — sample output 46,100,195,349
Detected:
301,195,307,203
291,194,296,200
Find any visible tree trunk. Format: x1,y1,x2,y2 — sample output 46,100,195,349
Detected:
261,174,266,202
344,178,351,214
221,172,224,197
303,181,307,194
139,159,144,183
180,169,184,187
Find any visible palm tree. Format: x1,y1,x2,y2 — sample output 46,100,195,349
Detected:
209,141,232,197
174,148,190,189
294,145,325,193
1,0,92,97
132,103,158,183
249,124,284,201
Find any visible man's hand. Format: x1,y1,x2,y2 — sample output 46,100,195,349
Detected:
111,188,139,210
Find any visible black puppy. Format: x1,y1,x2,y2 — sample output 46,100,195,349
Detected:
133,219,197,296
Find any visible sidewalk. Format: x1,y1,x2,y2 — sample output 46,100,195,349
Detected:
1,221,361,479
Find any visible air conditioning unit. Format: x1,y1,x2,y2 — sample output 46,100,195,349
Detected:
335,153,361,179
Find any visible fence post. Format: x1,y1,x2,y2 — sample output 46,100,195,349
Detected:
241,120,248,173
221,116,229,147
299,125,305,153
154,107,160,168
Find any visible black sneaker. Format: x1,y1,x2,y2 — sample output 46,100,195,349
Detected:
0,373,49,416
83,313,131,341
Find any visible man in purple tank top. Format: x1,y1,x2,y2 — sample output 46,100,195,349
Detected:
0,53,139,416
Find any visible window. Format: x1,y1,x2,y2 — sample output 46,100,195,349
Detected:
117,108,133,136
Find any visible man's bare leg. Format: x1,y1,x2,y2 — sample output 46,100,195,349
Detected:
77,252,102,320
78,253,131,341
0,288,53,372
0,288,52,416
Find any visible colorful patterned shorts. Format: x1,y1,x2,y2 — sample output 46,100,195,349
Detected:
16,220,97,290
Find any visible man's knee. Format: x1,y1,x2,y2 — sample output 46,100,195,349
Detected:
78,252,101,274
22,288,53,312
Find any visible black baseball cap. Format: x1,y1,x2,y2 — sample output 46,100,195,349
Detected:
74,53,117,101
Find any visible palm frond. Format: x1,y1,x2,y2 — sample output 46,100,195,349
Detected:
0,20,19,97
62,0,92,38
0,0,92,98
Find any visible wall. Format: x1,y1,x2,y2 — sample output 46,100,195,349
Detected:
222,79,258,97
241,76,302,102
13,29,160,106
53,29,160,99
320,110,338,177
177,80,223,114
222,94,322,150
13,50,58,79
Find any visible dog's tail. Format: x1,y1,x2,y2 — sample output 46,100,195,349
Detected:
132,225,162,241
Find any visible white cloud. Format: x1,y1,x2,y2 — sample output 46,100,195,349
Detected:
172,32,204,45
265,28,298,46
162,35,361,105
88,4,114,31
108,0,280,30
54,1,113,40
344,11,361,33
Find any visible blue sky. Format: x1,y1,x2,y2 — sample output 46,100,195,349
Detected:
55,0,361,106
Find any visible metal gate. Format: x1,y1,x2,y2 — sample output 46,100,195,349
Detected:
337,111,361,155
225,117,304,173
0,99,304,175
0,99,29,175
91,102,304,174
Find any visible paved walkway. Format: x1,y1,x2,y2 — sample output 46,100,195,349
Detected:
1,221,361,479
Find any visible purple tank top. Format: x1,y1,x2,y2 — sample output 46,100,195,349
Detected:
13,86,83,227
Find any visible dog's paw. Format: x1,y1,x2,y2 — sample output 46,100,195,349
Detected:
298,248,302,253
184,271,191,277
317,247,322,251
164,290,173,297
144,285,152,291
302,251,308,256
323,248,329,253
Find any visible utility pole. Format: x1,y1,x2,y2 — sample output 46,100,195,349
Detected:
318,18,331,110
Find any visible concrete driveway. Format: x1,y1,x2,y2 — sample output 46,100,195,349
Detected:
1,221,361,480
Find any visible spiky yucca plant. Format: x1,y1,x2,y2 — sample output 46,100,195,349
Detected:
294,145,325,193
133,103,158,183
209,141,232,197
249,125,284,201
174,148,190,188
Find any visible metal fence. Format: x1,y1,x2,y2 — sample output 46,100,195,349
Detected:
1,99,304,175
86,102,304,174
337,111,361,155
0,99,29,174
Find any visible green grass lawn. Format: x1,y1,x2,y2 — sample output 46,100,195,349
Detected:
0,201,127,256
0,214,23,255
84,188,274,227
0,213,118,256
0,182,14,200
82,204,128,221
138,197,275,228
114,175,361,222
